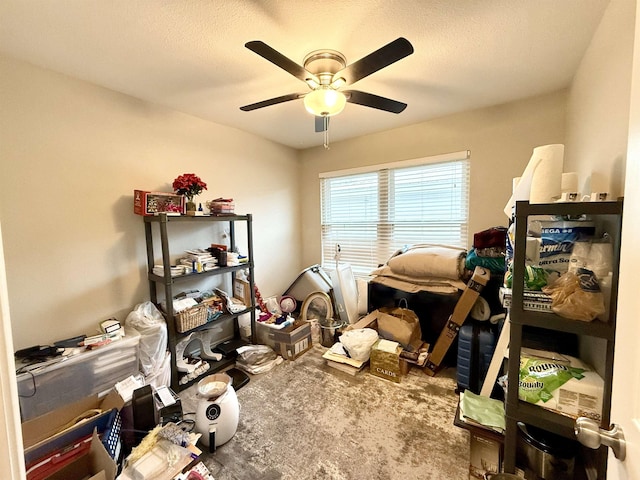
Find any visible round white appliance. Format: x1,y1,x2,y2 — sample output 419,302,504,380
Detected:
195,373,240,450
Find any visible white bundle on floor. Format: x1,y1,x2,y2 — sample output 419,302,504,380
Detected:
235,345,283,374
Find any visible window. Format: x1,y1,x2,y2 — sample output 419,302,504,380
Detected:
320,151,470,277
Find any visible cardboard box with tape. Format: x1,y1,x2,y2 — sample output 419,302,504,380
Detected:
256,320,312,360
424,266,490,376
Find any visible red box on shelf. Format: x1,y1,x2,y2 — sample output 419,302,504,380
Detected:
133,190,184,216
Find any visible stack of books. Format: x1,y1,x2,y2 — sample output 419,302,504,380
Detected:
181,249,218,272
152,265,188,277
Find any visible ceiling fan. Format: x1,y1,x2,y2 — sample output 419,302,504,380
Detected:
239,37,414,136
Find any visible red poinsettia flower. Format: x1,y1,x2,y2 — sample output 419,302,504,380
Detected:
172,173,208,199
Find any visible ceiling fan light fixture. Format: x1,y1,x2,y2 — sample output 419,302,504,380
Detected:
305,77,320,89
330,77,346,89
304,87,346,116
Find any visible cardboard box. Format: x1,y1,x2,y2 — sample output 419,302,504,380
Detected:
424,266,490,375
469,431,502,480
133,190,184,216
257,320,312,360
344,310,378,331
370,339,404,383
47,430,117,480
22,390,124,466
233,278,252,306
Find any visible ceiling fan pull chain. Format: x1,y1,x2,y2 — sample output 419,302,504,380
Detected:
323,117,330,149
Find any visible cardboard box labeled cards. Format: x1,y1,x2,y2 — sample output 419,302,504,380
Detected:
370,339,408,383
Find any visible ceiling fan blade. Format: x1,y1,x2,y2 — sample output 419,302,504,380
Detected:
315,116,329,132
240,93,305,111
245,41,319,84
344,90,407,113
333,37,414,86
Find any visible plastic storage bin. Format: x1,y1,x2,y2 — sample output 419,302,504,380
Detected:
283,264,332,305
16,329,140,421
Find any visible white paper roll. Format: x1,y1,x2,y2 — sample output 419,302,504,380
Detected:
561,172,579,193
529,145,564,203
512,177,521,194
504,144,564,216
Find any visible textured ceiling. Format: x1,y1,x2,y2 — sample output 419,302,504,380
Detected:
0,0,609,149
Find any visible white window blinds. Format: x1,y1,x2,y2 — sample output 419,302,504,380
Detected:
320,151,470,277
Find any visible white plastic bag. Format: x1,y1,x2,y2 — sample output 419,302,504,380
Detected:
339,328,379,361
235,345,283,374
125,302,168,377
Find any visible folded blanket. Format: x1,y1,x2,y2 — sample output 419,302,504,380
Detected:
370,265,467,292
465,248,506,274
386,244,467,280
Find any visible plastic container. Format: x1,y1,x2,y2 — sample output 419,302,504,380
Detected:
16,329,140,421
283,264,332,304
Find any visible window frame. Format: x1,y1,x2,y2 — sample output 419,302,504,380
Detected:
319,150,470,277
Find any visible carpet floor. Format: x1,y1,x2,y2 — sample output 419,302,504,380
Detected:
179,345,469,480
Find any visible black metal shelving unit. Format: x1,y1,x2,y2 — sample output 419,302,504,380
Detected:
504,200,623,478
144,213,256,391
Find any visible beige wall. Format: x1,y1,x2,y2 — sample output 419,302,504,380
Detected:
565,0,635,197
0,1,637,474
0,55,302,350
564,0,636,374
299,90,568,267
